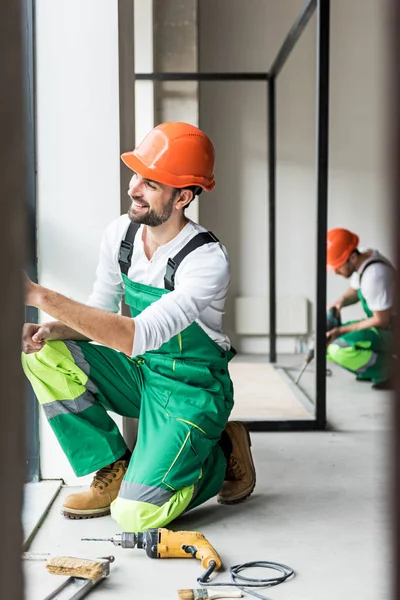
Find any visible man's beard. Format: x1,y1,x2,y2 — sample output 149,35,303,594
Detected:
128,194,175,227
344,265,356,278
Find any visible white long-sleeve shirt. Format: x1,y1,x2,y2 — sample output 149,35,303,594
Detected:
87,215,231,356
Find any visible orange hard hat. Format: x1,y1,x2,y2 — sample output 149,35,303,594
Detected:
327,228,360,270
121,122,215,191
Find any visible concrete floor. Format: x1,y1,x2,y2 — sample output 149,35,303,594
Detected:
24,357,393,600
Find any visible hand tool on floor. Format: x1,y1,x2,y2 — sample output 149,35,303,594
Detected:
295,307,340,386
83,531,296,600
294,346,315,385
178,589,243,599
83,527,222,579
23,553,114,600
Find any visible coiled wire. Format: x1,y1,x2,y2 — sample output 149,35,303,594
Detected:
198,559,295,600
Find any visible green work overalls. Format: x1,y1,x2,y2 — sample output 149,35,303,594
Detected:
327,285,393,384
22,236,235,533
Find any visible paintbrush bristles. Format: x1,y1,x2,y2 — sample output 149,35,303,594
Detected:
177,591,195,600
177,591,210,600
46,556,108,581
177,591,211,600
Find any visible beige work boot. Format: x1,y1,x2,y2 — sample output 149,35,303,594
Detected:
217,421,256,505
61,459,129,519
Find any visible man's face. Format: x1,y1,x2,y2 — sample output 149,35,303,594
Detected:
334,252,357,278
127,172,179,227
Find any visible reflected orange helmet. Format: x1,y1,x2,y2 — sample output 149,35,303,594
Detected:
121,122,215,191
327,228,359,270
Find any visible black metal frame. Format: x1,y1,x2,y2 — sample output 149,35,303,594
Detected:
24,0,40,481
136,0,330,432
315,0,330,428
267,0,330,431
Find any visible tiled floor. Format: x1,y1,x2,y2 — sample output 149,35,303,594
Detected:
229,360,312,420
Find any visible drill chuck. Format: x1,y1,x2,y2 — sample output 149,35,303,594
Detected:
109,530,159,557
109,533,138,548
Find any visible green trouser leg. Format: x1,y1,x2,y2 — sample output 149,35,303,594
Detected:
110,413,227,532
21,340,142,476
110,359,229,532
327,322,392,384
22,341,229,532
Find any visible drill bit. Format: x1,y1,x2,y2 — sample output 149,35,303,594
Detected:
82,538,112,542
83,533,138,548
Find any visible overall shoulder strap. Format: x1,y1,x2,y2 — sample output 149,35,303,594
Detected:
118,222,140,275
359,259,396,286
164,231,219,291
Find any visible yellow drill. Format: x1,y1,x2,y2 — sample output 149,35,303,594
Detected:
83,528,222,579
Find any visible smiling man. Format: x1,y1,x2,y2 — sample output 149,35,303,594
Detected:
326,227,396,390
22,122,256,532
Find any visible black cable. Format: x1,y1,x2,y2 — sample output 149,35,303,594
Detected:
198,560,295,600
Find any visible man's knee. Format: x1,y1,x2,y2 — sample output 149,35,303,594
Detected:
22,341,61,372
21,347,45,378
21,350,34,373
111,486,193,533
110,498,170,533
21,340,89,407
327,341,351,367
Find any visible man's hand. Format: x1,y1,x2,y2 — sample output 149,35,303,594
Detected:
327,302,342,315
326,327,343,345
22,323,54,354
328,287,360,311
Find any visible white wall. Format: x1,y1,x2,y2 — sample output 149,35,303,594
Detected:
199,0,391,352
34,0,192,483
134,0,154,144
35,0,124,483
36,0,121,306
327,0,391,319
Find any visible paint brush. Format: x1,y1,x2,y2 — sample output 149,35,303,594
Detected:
177,589,243,599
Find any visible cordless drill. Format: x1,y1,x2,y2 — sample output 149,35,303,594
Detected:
82,528,222,574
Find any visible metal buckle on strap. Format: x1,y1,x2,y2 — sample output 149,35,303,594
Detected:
119,240,133,265
164,257,177,290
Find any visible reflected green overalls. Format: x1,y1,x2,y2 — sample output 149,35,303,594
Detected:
22,225,235,532
327,261,394,384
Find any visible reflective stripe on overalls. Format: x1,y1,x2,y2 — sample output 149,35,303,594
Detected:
21,225,235,532
327,261,394,383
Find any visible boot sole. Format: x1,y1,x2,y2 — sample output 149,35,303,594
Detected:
217,423,256,505
217,482,256,505
61,508,110,519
